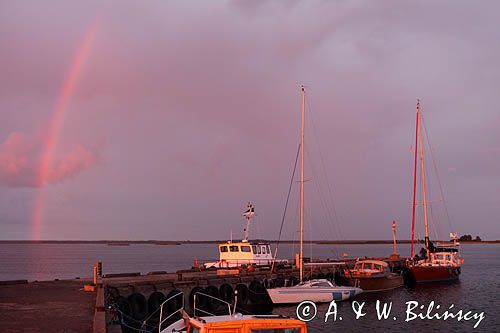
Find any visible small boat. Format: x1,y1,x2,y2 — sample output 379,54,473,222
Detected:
267,279,362,304
407,100,463,284
152,291,307,333
266,86,362,304
344,259,404,292
203,203,288,269
162,313,307,333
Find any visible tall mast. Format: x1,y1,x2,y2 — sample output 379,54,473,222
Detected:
410,101,420,258
417,102,430,259
299,86,305,282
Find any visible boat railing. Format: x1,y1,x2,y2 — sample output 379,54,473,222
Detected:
193,291,233,317
137,291,184,333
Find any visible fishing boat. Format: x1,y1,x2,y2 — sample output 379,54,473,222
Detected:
266,86,362,304
407,100,463,284
203,203,288,269
154,291,307,333
343,259,404,292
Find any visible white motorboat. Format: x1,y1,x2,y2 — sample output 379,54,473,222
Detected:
265,86,362,304
203,203,288,269
267,279,362,304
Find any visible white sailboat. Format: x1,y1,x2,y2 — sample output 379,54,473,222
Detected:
266,86,362,304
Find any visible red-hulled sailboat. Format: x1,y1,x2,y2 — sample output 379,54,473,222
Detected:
407,100,463,283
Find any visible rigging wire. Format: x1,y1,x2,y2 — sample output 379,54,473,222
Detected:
273,143,300,269
421,113,455,235
304,91,347,256
305,145,341,258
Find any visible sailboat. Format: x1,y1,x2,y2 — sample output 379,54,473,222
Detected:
266,86,362,304
407,100,463,283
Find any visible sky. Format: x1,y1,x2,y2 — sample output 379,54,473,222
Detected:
1,1,499,241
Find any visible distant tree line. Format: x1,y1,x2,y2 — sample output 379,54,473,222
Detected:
458,234,482,241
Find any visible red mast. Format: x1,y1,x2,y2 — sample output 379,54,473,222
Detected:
410,100,420,258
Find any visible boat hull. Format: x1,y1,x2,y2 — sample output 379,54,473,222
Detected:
409,265,460,283
266,286,362,304
346,273,404,292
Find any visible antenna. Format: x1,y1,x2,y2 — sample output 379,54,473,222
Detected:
242,202,255,242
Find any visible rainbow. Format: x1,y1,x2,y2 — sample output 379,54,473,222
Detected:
32,19,99,239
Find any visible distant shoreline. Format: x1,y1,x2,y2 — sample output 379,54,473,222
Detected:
0,240,498,244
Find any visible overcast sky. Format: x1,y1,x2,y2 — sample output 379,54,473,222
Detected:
1,1,499,240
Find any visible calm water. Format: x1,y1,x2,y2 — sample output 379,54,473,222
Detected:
0,243,499,332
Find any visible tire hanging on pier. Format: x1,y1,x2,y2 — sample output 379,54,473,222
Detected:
166,289,183,314
235,284,249,306
248,281,266,304
148,291,166,316
128,293,148,320
116,296,135,333
218,283,234,303
204,285,220,312
189,286,207,313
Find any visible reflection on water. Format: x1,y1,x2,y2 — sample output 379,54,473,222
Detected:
0,243,498,331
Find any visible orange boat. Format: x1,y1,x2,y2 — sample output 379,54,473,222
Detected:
344,260,404,291
164,314,307,333
144,290,307,333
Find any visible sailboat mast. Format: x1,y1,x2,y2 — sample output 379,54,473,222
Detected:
417,102,430,259
411,101,420,258
299,86,305,283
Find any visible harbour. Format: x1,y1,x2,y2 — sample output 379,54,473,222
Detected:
1,242,499,332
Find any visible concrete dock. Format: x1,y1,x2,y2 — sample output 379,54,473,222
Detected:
0,279,96,333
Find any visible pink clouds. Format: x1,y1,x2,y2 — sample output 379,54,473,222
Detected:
0,132,97,187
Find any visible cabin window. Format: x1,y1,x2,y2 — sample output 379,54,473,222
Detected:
257,246,261,254
252,245,258,253
446,255,451,261
229,246,239,252
373,264,381,271
241,246,251,252
261,246,267,254
312,282,331,287
220,246,228,253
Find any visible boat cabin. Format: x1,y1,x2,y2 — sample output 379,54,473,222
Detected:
205,241,275,268
352,260,390,274
426,251,462,267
